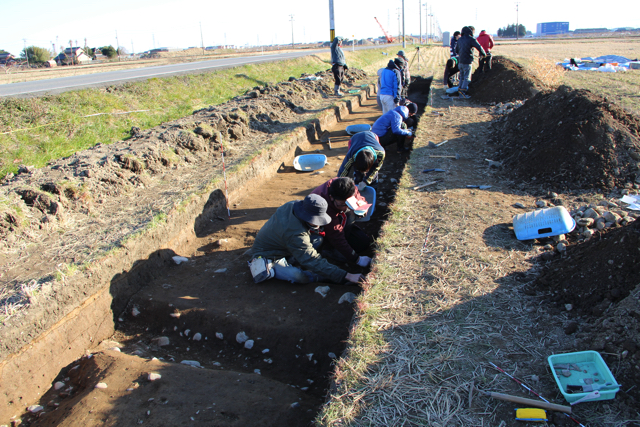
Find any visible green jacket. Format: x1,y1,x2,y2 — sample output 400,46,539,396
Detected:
246,201,347,283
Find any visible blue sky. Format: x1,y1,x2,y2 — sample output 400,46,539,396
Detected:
1,0,638,56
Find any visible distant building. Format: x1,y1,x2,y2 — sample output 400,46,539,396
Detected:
55,47,92,65
0,53,16,64
536,22,570,36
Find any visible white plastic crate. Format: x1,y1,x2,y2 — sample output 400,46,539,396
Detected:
512,206,575,240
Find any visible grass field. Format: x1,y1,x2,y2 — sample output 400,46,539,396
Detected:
0,45,405,179
496,37,640,115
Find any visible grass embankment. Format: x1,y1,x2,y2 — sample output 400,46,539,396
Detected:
0,45,412,179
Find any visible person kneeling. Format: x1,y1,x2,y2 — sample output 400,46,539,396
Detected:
312,177,373,266
246,194,363,285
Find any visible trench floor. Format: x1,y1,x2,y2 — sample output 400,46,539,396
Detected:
28,90,417,426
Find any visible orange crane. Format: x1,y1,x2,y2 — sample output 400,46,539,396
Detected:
374,17,395,43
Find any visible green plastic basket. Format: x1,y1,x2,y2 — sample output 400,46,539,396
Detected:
548,351,619,403
348,89,361,94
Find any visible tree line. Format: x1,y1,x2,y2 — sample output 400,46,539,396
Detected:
3,45,126,65
497,24,526,38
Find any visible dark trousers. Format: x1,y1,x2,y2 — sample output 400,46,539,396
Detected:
379,128,409,151
332,64,344,85
479,52,492,72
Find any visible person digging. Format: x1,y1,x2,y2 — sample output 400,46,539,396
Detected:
246,193,363,285
371,103,417,152
330,37,348,96
311,177,374,266
338,130,385,189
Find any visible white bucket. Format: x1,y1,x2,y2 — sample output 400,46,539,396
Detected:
512,206,576,240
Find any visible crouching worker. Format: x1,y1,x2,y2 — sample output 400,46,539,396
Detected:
246,193,363,285
371,104,417,152
338,131,385,190
312,177,374,266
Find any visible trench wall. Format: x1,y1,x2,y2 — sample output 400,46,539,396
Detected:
0,87,373,422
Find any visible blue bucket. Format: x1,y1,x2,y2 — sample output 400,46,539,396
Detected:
355,186,376,222
293,154,327,172
346,124,372,135
446,86,459,94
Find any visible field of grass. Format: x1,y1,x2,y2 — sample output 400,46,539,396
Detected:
496,37,640,115
0,45,410,179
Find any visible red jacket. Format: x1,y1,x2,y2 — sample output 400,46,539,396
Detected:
477,31,494,53
311,178,367,263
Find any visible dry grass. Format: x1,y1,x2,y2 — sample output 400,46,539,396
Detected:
317,43,634,426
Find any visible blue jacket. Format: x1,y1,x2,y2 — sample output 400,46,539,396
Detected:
379,60,402,98
371,106,412,137
331,38,346,65
338,131,385,185
455,27,486,65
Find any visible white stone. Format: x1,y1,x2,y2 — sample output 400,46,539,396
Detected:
254,369,261,375
535,200,546,208
328,352,337,359
131,307,140,317
192,333,202,341
236,332,249,344
95,382,108,389
565,304,573,311
315,286,330,298
28,405,44,413
244,340,254,349
54,381,65,390
262,348,270,354
556,242,567,252
338,292,356,304
172,256,189,264
148,373,162,381
264,358,273,364
214,268,228,273
153,337,170,347
184,329,190,337
170,312,181,318
215,332,224,340
181,360,201,368
306,353,314,361
109,347,121,352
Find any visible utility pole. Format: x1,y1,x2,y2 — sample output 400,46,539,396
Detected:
152,34,156,49
115,30,120,61
199,22,205,55
23,39,29,68
419,0,422,44
401,0,406,48
69,40,74,65
425,3,428,43
396,8,400,40
131,40,134,56
51,41,55,56
290,15,294,48
329,0,335,42
515,2,520,40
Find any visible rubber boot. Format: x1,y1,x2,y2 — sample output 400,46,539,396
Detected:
334,85,343,96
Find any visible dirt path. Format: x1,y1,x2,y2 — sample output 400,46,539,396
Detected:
20,87,413,426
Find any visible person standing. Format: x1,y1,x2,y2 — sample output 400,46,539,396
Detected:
397,50,411,97
330,37,348,96
379,58,404,114
449,31,461,57
476,30,494,72
455,26,486,99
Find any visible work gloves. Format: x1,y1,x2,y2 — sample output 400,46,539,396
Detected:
357,181,367,191
357,256,372,267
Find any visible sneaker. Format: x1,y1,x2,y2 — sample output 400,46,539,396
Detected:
458,92,471,99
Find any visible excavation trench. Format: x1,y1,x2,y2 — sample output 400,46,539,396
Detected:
15,79,432,426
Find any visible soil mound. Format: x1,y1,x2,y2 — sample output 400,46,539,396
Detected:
469,56,545,103
489,85,640,191
528,219,640,403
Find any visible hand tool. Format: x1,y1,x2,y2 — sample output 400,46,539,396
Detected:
421,168,446,173
479,390,572,414
429,153,460,160
466,185,492,190
427,140,448,148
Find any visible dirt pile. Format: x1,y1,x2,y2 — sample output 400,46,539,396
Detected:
469,56,546,103
488,85,640,191
528,218,640,405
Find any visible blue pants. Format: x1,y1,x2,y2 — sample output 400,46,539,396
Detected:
270,234,326,284
458,63,472,92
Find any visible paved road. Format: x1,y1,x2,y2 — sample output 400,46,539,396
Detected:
0,45,394,97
